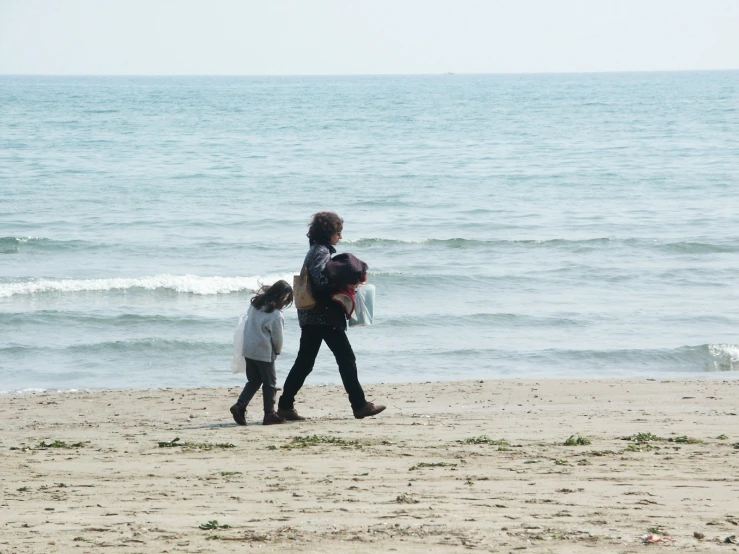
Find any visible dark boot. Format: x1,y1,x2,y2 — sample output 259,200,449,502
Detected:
353,401,386,420
276,408,307,421
263,411,288,425
230,403,247,426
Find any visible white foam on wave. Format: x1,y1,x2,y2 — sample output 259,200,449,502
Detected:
0,388,85,396
0,273,293,298
707,344,739,371
1,236,45,243
342,237,430,245
708,344,739,360
0,388,48,395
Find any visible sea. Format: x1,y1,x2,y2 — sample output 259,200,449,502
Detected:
2,72,738,394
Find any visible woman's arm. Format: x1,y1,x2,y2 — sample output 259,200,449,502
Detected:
306,245,331,290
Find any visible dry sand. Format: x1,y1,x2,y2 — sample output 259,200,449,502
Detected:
1,379,738,553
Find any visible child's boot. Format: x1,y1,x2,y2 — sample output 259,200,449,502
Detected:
263,411,287,425
230,403,247,426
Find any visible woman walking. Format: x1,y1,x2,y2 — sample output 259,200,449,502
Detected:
277,212,385,420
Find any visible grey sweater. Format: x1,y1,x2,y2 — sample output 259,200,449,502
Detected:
241,305,284,362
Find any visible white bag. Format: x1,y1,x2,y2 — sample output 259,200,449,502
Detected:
230,314,247,373
349,284,375,327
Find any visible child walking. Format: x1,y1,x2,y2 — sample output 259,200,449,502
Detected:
230,280,293,426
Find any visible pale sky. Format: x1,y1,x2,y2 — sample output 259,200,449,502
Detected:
1,0,738,75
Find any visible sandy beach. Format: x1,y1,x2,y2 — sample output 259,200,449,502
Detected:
1,379,738,553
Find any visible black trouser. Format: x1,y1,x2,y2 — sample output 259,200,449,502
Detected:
278,325,367,411
236,358,277,412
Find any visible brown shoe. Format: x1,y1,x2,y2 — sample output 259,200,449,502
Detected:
353,402,386,419
230,403,247,426
263,411,287,425
276,408,306,421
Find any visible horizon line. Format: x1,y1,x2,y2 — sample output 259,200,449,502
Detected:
1,68,739,78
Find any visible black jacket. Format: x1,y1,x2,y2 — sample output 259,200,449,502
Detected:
297,242,345,329
297,244,368,330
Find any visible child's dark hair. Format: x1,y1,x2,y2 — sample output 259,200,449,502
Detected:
251,280,293,312
307,212,343,245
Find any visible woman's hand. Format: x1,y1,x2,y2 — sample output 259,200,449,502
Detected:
347,273,367,290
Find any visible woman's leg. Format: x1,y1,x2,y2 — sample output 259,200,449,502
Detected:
277,326,323,411
237,358,263,407
322,327,367,410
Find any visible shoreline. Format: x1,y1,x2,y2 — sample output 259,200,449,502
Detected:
1,379,738,552
3,372,738,397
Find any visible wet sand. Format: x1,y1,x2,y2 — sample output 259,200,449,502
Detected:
1,379,738,553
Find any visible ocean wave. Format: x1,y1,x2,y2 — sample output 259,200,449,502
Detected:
523,343,739,373
345,237,617,247
344,237,483,247
0,388,53,395
0,273,293,298
367,270,413,277
417,343,739,373
0,236,97,255
0,236,47,254
1,338,224,355
655,241,739,254
0,235,279,256
343,237,739,253
0,310,227,327
380,312,584,328
706,343,739,371
345,236,615,250
6,235,733,259
65,338,223,354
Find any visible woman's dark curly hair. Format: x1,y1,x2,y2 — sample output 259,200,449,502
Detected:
307,211,343,245
251,279,293,313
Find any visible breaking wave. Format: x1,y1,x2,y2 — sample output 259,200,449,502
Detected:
0,273,293,298
344,237,739,253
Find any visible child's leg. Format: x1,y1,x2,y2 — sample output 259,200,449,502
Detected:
236,358,264,407
252,359,278,413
